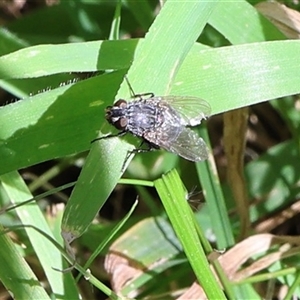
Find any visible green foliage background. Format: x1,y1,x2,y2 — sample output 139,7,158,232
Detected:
0,0,300,299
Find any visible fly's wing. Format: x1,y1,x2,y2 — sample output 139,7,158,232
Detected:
144,125,208,162
167,126,208,161
157,96,211,126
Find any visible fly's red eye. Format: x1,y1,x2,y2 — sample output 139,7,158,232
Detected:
105,108,112,121
115,117,127,130
114,99,127,108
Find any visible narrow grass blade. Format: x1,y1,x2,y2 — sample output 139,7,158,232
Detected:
154,169,226,299
0,225,50,299
0,171,78,298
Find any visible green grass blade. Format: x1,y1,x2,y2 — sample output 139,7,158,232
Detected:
173,40,300,114
0,39,138,79
154,169,226,299
62,1,219,241
209,1,285,43
109,0,121,40
77,199,138,281
1,40,300,177
121,1,217,95
125,0,154,30
0,70,125,175
0,171,78,298
197,127,235,248
0,225,50,299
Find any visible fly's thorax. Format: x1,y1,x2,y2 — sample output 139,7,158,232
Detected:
125,99,164,137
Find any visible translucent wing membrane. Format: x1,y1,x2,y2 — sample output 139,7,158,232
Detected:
166,127,208,161
144,124,208,162
157,96,211,126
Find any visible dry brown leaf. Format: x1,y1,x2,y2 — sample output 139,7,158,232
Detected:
234,245,300,281
255,198,300,233
104,217,180,297
105,216,300,298
256,2,300,39
177,281,206,300
0,0,26,17
223,108,250,239
218,234,300,280
176,234,300,298
105,252,143,297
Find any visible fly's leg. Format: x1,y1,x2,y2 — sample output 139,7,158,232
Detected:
132,93,155,101
124,141,158,167
91,130,127,144
124,76,154,100
121,141,159,172
131,140,159,154
91,130,130,173
121,152,134,173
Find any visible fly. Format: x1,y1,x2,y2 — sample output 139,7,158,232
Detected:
92,81,211,162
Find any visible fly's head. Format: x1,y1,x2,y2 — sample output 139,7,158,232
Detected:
105,99,128,130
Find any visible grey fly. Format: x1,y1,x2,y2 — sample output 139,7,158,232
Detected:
92,88,211,162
